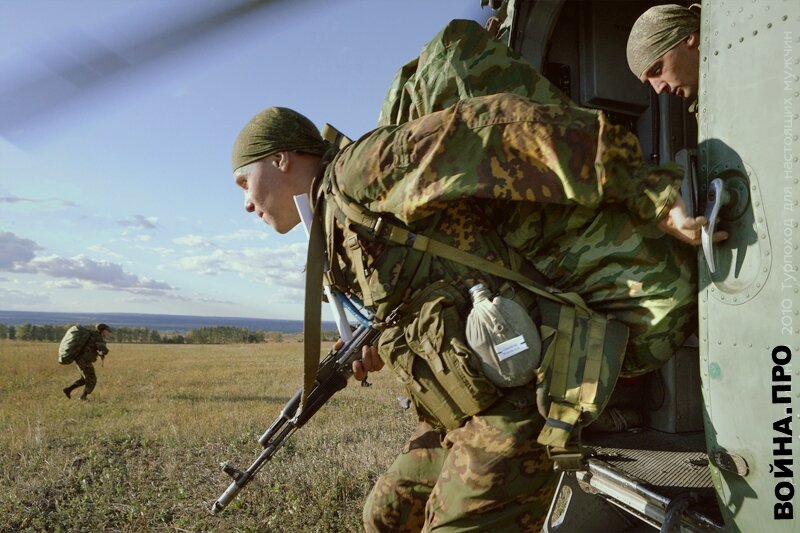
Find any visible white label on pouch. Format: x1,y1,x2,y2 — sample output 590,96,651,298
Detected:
494,335,528,361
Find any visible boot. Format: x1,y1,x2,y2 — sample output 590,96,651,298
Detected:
586,407,643,433
79,393,89,401
63,386,73,399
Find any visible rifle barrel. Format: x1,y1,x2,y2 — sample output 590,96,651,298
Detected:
211,322,381,514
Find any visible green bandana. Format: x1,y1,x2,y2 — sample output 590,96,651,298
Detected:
231,107,327,172
626,4,700,80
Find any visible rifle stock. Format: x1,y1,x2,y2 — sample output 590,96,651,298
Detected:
211,321,382,514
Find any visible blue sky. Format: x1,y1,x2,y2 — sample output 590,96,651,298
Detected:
0,0,486,320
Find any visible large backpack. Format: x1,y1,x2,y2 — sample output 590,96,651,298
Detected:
378,19,572,127
310,20,629,469
58,325,92,365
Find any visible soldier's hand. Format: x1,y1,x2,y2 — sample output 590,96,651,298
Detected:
351,343,383,381
657,196,728,246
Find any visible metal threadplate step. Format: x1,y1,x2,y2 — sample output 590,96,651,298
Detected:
582,428,724,524
584,429,711,492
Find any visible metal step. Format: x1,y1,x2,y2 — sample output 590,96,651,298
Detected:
545,429,726,532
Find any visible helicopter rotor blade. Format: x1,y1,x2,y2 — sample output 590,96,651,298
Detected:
0,0,278,135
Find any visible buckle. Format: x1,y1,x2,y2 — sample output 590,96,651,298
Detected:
373,216,386,238
547,446,586,472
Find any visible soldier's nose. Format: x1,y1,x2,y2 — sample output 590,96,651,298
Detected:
650,80,664,94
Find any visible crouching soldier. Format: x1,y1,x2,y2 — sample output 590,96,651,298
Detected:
61,323,111,401
229,94,726,530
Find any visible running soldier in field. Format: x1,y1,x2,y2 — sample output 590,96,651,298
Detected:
62,323,111,401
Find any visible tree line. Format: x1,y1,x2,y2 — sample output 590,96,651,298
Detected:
0,323,301,344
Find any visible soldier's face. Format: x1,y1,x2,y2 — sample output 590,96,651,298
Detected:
233,155,300,234
642,33,700,101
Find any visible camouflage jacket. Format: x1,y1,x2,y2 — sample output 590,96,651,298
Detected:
77,330,109,364
321,92,695,376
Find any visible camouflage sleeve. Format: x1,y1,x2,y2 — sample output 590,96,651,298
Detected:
594,113,683,221
334,93,681,224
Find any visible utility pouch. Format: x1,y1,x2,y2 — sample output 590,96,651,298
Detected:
533,298,629,453
377,280,502,431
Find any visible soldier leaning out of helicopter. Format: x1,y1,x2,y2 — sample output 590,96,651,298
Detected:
230,90,730,530
627,3,701,108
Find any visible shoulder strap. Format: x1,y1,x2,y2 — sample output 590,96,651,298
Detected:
326,185,593,315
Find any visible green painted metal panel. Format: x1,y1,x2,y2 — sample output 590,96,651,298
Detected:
698,1,800,530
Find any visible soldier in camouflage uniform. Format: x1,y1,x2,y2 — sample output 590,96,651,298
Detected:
626,4,701,104
63,323,111,401
230,93,728,529
229,17,728,531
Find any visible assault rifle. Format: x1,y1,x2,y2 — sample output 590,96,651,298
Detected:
211,311,396,514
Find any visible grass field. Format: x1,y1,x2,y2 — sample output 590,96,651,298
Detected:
0,340,416,532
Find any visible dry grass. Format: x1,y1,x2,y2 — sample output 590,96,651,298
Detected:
0,340,416,532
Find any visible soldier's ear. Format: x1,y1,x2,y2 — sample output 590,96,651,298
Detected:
273,152,291,172
685,31,700,49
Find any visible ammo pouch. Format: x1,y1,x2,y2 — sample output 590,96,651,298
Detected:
377,280,502,431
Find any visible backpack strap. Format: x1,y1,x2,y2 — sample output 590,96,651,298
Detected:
326,182,592,314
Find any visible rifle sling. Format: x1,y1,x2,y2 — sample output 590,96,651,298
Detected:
301,193,326,414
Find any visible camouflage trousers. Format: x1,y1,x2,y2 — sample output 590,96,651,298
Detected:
363,388,558,532
67,360,97,396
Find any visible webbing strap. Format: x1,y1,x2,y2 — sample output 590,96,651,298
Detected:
300,197,326,414
550,306,576,403
382,222,592,315
323,191,344,288
535,325,557,383
345,235,374,306
538,402,581,448
578,316,607,405
324,182,591,312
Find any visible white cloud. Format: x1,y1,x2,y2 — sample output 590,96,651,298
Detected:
0,236,170,296
173,234,214,247
87,244,124,259
171,242,307,289
148,247,176,256
43,280,83,289
0,287,50,306
117,214,158,229
0,231,42,268
214,228,270,242
14,254,175,294
194,295,236,305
